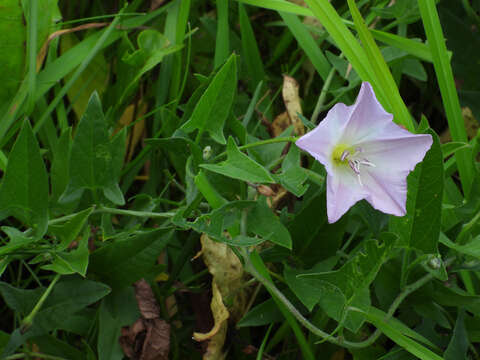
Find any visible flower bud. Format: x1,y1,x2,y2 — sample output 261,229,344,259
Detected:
202,146,212,160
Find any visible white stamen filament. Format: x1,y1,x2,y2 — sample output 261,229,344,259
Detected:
343,148,375,186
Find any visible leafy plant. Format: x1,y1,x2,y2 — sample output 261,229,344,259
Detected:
0,0,479,359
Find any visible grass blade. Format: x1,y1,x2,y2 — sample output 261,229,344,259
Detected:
215,0,229,68
347,0,414,131
418,0,474,195
239,3,266,87
279,12,330,81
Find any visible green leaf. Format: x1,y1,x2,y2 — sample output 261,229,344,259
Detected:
145,135,203,170
274,145,309,197
353,307,443,360
28,335,84,360
367,307,441,351
441,141,470,159
119,29,183,105
97,288,140,360
247,199,292,249
444,310,469,360
247,251,315,360
0,227,37,257
103,128,126,205
60,92,125,205
42,228,90,276
50,129,72,207
0,121,49,237
390,130,443,254
48,207,94,251
439,232,480,260
175,199,291,248
237,0,313,16
0,282,44,315
201,137,275,183
194,170,228,209
89,228,173,287
300,234,396,332
0,0,26,110
237,298,282,327
369,29,433,63
284,265,333,312
0,7,170,143
181,54,237,144
403,59,427,82
1,277,111,357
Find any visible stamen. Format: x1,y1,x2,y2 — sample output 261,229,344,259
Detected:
348,160,360,174
339,146,375,186
359,159,376,167
357,173,363,186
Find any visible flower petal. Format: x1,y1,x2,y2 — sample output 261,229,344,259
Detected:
358,132,433,173
361,169,408,216
359,133,432,216
340,82,394,144
326,165,367,223
295,102,351,171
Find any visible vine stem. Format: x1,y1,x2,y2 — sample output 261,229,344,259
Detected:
95,205,175,219
212,136,298,162
312,62,337,124
243,249,455,349
21,274,61,333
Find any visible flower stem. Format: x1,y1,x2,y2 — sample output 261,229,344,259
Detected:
21,274,61,333
312,55,341,124
95,205,175,219
456,209,480,244
212,136,298,162
243,248,455,349
400,249,411,289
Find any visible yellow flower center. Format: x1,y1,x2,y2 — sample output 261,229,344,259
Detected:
332,144,353,166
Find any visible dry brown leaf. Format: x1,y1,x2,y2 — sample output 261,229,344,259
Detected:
266,186,289,210
120,279,170,360
272,112,291,138
257,185,275,197
193,281,229,342
198,235,244,314
120,318,170,360
134,279,161,320
150,0,166,11
117,102,148,162
193,234,247,360
282,75,305,135
440,107,478,143
37,23,108,71
330,348,346,360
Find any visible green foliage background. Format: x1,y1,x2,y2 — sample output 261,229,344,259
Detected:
0,0,480,359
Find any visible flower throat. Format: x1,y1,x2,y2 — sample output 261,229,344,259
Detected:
332,145,375,186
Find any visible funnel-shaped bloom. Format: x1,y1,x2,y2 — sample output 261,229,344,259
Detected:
296,82,432,223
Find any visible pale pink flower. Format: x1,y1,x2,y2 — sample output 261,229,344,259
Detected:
296,82,432,223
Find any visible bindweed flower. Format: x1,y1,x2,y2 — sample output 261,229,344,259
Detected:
296,82,432,223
